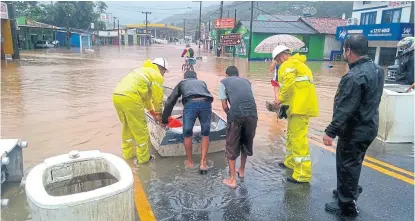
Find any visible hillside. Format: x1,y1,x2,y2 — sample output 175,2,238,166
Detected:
160,1,353,36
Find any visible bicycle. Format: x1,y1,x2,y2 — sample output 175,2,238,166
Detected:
182,58,196,72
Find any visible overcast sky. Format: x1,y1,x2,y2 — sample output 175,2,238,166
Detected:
106,1,221,25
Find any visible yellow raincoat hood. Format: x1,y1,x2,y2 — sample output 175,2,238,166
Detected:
277,54,319,117
113,59,164,113
290,53,307,63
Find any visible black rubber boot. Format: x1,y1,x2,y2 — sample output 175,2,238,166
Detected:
325,201,359,217
333,186,363,198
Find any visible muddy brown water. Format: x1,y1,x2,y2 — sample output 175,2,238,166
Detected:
1,45,348,221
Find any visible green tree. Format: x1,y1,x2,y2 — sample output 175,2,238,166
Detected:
13,1,108,30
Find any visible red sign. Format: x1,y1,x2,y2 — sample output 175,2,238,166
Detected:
220,34,241,46
388,1,411,8
215,18,235,29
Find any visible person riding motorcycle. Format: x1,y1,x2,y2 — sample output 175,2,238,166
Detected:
396,37,414,86
181,44,196,66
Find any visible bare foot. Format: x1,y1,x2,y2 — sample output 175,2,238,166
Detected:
200,161,208,170
184,160,194,168
222,178,237,189
236,169,245,178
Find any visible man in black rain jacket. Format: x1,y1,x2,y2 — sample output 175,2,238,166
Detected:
323,34,384,217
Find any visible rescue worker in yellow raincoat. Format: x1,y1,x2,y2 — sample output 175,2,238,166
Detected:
113,58,168,164
272,45,319,183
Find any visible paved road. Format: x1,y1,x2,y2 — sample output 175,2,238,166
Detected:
135,134,414,221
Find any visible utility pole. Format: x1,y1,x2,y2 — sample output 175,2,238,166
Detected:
248,1,254,60
66,13,71,50
113,17,116,30
233,9,237,59
217,1,223,57
117,18,120,47
184,20,186,42
142,11,151,45
7,3,19,59
228,10,230,17
198,1,202,49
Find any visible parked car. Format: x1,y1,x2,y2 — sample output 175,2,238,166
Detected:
51,40,60,48
35,40,55,49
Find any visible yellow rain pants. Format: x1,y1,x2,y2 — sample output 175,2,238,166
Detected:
113,94,151,164
284,115,312,182
278,53,318,182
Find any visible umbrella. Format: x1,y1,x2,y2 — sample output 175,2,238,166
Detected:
254,34,305,53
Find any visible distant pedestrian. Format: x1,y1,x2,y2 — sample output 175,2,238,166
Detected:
219,66,258,189
323,34,384,217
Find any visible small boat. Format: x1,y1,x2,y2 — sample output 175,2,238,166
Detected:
146,86,227,157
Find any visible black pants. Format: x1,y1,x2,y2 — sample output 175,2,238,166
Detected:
336,137,373,204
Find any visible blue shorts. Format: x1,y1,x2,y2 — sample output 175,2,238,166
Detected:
183,100,212,137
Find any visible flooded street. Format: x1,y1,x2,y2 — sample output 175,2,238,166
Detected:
1,45,413,221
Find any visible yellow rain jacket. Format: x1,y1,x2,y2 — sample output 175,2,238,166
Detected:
114,59,164,114
278,54,318,182
113,59,164,164
278,53,319,117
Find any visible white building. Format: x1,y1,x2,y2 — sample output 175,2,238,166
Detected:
336,1,414,65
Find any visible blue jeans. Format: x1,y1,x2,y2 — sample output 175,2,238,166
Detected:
183,100,212,137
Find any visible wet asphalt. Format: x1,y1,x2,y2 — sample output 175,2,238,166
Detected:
1,45,414,221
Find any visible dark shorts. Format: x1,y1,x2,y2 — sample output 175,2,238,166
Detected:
183,100,212,137
225,116,258,160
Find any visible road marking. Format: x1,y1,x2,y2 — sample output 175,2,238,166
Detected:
127,161,156,221
308,138,414,185
308,134,414,177
133,173,157,221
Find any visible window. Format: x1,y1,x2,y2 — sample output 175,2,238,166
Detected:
363,1,371,4
382,9,402,23
379,47,397,66
361,12,377,25
368,47,376,62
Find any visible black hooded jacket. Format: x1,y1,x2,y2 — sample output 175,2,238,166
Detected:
162,71,213,124
325,57,385,141
396,50,414,85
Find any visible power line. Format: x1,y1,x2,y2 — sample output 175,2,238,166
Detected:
108,3,196,11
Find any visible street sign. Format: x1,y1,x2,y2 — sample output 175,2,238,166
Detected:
220,33,241,46
100,13,107,22
215,18,235,29
1,2,8,20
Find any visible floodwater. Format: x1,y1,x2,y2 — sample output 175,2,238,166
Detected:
3,45,410,221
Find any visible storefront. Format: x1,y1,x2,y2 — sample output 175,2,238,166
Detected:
16,17,60,50
1,2,14,59
336,23,414,66
231,20,326,61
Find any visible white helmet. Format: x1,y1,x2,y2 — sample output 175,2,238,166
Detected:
272,45,291,59
152,57,169,70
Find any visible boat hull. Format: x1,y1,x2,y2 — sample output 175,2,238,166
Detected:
146,86,227,157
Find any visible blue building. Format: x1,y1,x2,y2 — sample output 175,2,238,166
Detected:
336,1,414,66
56,29,92,51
